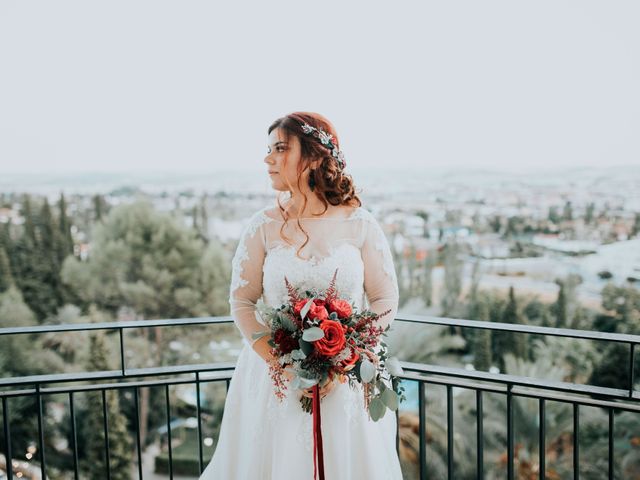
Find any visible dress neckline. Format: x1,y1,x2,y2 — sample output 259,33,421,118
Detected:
262,206,362,222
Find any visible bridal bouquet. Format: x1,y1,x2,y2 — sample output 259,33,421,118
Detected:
252,268,406,422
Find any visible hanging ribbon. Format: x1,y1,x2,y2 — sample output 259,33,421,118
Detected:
312,384,325,480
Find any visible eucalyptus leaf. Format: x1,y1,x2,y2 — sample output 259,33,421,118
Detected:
291,349,307,360
386,356,404,376
299,339,314,356
300,298,314,320
381,388,399,410
360,358,376,383
302,326,325,342
369,397,386,421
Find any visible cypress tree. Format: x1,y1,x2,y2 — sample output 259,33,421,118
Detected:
0,246,13,292
502,286,527,359
14,195,51,321
93,194,107,223
83,331,133,479
553,280,567,328
58,193,74,260
474,298,492,371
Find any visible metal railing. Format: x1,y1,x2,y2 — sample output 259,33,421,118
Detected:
1,315,639,480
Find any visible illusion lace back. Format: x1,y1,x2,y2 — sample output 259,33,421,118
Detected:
199,205,403,480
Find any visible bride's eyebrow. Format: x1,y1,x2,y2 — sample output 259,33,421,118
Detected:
271,141,288,147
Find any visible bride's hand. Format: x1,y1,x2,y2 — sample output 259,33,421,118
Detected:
279,363,337,400
301,376,337,400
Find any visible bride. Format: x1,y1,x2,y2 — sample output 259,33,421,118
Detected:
200,112,403,479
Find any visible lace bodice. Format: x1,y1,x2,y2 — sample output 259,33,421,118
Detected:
228,205,400,347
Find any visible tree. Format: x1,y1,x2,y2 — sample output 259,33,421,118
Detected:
473,297,492,371
440,240,463,317
82,330,133,479
562,200,573,221
61,199,209,319
632,212,640,238
57,192,75,261
584,202,595,225
0,246,14,292
552,280,568,328
38,198,66,308
93,194,107,223
420,251,435,307
13,195,59,321
502,286,527,359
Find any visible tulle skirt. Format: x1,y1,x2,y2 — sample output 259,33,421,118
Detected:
199,340,403,479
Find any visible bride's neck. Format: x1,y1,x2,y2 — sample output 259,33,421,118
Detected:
282,192,329,217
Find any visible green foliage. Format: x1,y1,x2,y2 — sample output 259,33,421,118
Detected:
502,286,527,359
61,199,227,319
81,331,133,479
473,297,492,371
441,240,464,317
0,245,14,292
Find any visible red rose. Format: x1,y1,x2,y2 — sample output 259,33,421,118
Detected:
280,335,298,354
273,328,298,354
339,347,360,371
328,299,352,319
314,320,347,357
274,328,287,344
308,302,329,322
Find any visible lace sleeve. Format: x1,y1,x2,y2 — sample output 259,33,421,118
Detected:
229,210,270,346
361,213,400,331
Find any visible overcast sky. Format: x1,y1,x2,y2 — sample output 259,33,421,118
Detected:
0,1,638,175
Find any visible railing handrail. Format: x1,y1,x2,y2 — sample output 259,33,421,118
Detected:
2,313,640,344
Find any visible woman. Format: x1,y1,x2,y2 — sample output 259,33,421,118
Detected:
200,112,403,479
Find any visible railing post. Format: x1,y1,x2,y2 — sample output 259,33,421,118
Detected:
36,383,46,480
608,408,614,480
418,381,427,480
119,327,126,376
196,371,204,474
476,390,484,479
165,384,174,479
573,403,579,479
629,343,636,398
69,392,79,479
2,396,12,480
539,398,545,480
133,387,143,480
447,384,453,480
507,384,514,480
102,389,111,479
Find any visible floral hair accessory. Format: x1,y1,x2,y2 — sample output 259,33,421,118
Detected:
300,122,347,170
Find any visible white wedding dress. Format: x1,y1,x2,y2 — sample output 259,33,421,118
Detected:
200,204,403,479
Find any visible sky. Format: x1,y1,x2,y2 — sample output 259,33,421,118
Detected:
0,1,639,175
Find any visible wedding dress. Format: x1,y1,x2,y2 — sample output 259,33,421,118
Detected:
199,205,403,479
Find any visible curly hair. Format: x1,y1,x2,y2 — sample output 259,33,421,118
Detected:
267,111,362,260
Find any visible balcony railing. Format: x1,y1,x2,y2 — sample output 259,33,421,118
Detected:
1,315,639,479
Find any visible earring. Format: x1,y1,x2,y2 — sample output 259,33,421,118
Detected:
308,170,316,191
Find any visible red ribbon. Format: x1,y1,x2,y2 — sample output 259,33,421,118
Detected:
312,384,325,480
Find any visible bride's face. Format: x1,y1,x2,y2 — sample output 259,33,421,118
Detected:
264,128,310,192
